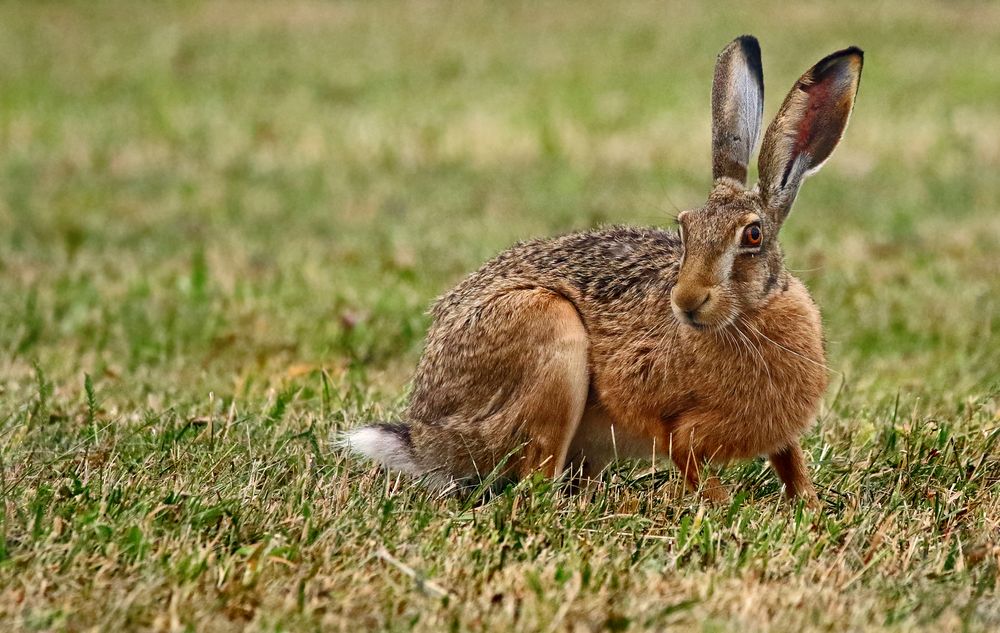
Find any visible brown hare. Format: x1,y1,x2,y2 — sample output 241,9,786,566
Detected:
344,35,863,504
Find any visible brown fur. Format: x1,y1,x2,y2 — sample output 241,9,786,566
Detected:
346,36,864,505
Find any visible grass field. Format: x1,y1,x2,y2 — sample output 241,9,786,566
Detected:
1,1,998,631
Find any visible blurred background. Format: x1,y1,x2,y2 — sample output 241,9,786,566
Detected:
1,2,998,630
0,0,997,415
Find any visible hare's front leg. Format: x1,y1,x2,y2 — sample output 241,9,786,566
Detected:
668,427,729,504
768,441,819,506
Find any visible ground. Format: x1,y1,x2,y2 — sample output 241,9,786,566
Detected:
0,1,998,631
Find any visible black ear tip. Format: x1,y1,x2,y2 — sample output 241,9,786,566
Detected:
721,35,760,59
815,46,865,76
839,46,864,67
734,34,761,60
731,35,763,81
848,46,864,70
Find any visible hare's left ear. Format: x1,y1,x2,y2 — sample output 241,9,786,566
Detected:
712,35,764,185
758,47,864,222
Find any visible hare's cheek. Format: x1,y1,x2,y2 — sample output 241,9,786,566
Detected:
727,264,770,305
728,257,760,285
715,249,737,284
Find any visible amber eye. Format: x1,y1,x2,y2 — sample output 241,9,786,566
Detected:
742,223,762,247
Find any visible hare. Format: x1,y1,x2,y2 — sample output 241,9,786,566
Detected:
344,35,863,504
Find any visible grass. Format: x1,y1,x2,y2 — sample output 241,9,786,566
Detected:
0,1,998,631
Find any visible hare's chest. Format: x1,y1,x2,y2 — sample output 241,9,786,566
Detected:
690,312,827,453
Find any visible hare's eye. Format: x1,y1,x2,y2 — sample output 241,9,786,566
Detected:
741,223,762,248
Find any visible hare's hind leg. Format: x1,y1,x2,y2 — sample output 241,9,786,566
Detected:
408,288,588,483
497,291,589,479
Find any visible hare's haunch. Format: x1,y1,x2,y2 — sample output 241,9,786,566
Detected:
344,35,863,505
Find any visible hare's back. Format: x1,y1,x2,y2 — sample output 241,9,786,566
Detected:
433,225,682,316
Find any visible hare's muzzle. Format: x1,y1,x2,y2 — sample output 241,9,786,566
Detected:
671,285,714,327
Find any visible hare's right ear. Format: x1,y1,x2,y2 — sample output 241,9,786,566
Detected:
712,35,764,185
757,47,864,223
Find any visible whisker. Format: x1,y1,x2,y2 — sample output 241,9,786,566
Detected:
733,318,773,384
740,317,841,377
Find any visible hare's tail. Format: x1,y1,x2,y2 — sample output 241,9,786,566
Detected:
339,423,422,475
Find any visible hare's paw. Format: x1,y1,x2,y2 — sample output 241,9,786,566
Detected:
701,476,730,505
769,441,820,508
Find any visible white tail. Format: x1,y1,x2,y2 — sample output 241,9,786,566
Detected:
339,426,421,475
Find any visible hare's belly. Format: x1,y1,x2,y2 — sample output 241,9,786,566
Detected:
568,398,815,473
566,403,665,473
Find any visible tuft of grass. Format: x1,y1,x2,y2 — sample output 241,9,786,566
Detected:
0,1,997,631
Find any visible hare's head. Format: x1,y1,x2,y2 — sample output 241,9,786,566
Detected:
671,36,863,329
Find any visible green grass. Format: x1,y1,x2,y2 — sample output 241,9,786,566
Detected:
1,1,998,631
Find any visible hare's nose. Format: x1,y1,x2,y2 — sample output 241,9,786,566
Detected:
683,292,712,320
672,286,713,324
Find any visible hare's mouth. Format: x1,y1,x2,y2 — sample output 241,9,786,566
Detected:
670,296,736,331
677,315,733,332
